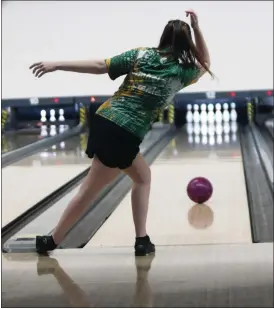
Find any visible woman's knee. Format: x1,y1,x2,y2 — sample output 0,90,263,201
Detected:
136,166,151,186
125,155,151,185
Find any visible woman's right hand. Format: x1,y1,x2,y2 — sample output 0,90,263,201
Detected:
185,10,199,30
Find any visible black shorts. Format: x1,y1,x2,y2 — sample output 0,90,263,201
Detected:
86,114,142,169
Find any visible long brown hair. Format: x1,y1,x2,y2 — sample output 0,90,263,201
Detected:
158,19,214,77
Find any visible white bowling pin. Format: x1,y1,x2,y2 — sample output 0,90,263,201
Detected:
59,124,65,133
215,103,223,123
50,124,57,136
193,104,200,123
208,123,215,145
215,123,223,136
188,135,194,144
207,104,215,124
208,123,215,136
194,134,200,144
200,104,208,124
202,135,208,145
194,123,201,135
230,121,238,133
223,122,230,134
201,123,208,135
224,134,230,143
216,134,223,144
231,121,238,142
186,104,193,122
186,122,194,144
59,109,65,122
222,103,230,122
40,110,47,123
209,135,215,146
230,102,237,121
40,125,48,137
194,122,201,144
186,122,194,135
50,109,56,122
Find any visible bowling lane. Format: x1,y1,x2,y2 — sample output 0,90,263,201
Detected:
1,125,70,154
2,133,90,227
265,118,274,138
86,125,252,248
1,132,48,154
8,128,167,238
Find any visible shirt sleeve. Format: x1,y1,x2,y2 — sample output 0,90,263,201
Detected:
105,48,139,80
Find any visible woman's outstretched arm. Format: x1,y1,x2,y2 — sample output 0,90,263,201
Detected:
29,59,108,78
186,9,211,66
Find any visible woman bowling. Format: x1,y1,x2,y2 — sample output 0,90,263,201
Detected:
30,10,212,256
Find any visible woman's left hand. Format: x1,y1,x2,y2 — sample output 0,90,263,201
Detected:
29,62,57,78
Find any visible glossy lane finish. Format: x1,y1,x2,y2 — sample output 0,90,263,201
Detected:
2,244,273,307
87,130,251,247
265,118,274,137
1,132,48,153
2,134,90,227
6,127,169,237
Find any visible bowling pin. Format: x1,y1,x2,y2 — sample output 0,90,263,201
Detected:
186,104,193,122
207,104,215,124
58,109,65,122
215,123,223,136
194,122,201,144
186,123,194,143
208,123,215,145
223,121,230,134
186,122,194,135
223,122,230,143
222,103,230,122
194,123,201,135
215,123,223,144
230,102,237,121
60,141,65,149
208,123,215,136
215,103,223,123
194,134,200,144
50,109,56,122
193,104,200,123
59,124,65,134
202,135,208,145
50,124,57,136
201,123,208,135
188,135,194,144
231,121,238,142
40,125,48,137
209,135,215,146
200,104,208,124
40,110,47,122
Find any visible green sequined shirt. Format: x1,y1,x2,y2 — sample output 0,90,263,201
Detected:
96,47,200,140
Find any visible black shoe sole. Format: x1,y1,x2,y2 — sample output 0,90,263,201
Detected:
135,246,156,256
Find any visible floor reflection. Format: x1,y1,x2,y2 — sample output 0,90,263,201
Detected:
188,204,214,229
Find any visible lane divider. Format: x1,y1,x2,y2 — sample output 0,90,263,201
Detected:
2,109,8,131
2,135,9,153
79,107,86,126
247,101,254,123
80,133,87,152
168,104,174,124
158,108,163,123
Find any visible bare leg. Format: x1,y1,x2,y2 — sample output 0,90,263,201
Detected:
52,157,120,244
124,153,151,237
